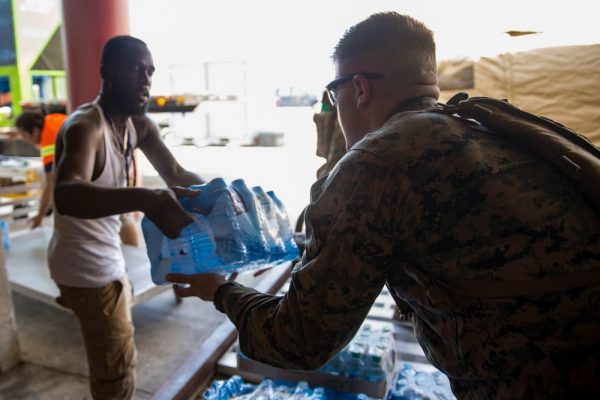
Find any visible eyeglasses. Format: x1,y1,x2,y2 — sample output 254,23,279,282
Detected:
325,72,385,106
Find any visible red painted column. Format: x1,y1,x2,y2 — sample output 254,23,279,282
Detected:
61,0,130,112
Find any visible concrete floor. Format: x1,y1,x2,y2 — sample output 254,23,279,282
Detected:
0,287,226,399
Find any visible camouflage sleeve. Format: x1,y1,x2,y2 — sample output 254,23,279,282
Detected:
218,151,396,370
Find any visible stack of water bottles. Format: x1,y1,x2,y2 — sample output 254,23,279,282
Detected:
142,178,300,285
203,375,373,400
319,323,396,382
386,363,456,400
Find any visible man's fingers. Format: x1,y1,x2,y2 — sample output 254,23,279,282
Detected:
29,217,41,229
227,272,238,282
165,273,191,284
171,186,201,198
164,229,179,239
162,217,193,239
253,267,272,277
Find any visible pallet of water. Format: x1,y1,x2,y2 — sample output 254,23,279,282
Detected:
203,376,374,400
237,321,396,398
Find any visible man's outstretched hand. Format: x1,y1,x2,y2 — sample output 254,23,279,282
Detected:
166,272,237,301
145,186,200,239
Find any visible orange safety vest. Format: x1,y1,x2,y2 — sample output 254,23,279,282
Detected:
39,113,67,172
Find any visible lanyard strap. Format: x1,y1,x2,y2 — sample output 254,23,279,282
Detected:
104,111,136,188
123,125,136,187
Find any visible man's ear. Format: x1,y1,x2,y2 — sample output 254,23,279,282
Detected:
352,75,371,108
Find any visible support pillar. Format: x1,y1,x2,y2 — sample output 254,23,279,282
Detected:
61,0,130,112
0,230,20,374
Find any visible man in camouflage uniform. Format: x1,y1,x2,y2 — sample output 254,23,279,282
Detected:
167,12,600,399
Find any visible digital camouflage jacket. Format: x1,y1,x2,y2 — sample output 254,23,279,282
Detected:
216,97,600,399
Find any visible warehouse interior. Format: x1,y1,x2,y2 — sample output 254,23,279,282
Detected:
0,0,599,399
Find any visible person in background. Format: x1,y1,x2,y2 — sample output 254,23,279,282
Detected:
166,12,600,399
51,35,204,399
15,110,66,228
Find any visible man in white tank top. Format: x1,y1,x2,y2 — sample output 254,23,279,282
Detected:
50,36,204,400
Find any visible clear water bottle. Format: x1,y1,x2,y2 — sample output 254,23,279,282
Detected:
387,363,456,400
230,179,264,232
229,179,270,264
252,185,287,258
346,342,366,379
179,177,228,215
202,380,222,400
142,213,223,285
369,325,395,375
141,215,164,278
364,346,386,382
168,216,221,272
376,325,394,351
289,381,311,399
320,354,343,376
358,323,372,341
321,340,356,377
205,188,249,267
306,387,326,400
273,383,295,400
203,375,245,400
332,343,351,376
221,375,243,398
267,190,300,257
246,378,274,399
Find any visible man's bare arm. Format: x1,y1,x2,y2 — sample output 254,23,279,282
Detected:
135,116,204,187
53,112,193,238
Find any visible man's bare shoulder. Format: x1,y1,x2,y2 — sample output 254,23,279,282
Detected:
61,105,103,141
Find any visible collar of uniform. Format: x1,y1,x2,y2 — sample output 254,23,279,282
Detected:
386,96,439,121
348,96,440,154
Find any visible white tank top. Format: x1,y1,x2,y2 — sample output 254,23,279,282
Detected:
48,101,138,287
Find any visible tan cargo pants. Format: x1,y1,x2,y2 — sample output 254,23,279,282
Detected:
57,275,137,400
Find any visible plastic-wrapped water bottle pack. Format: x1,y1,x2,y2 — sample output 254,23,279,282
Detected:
386,363,455,400
319,323,396,382
142,178,300,284
203,375,374,400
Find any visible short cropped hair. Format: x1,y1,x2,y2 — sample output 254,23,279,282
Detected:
100,35,148,68
15,110,44,135
333,12,436,74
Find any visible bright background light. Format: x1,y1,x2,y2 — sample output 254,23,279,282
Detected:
129,0,600,221
130,0,600,96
